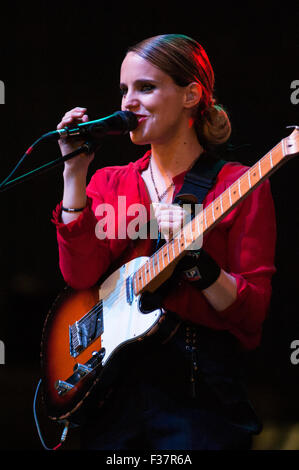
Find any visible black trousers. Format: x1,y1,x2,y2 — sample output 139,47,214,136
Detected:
80,319,260,450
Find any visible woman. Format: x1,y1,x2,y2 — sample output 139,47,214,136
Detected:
52,34,276,450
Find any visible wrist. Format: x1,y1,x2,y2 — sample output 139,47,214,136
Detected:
180,249,221,290
63,166,88,182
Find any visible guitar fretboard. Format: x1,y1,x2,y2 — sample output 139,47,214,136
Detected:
132,131,297,296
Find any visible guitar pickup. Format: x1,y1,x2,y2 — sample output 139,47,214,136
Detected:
69,301,103,358
126,275,134,305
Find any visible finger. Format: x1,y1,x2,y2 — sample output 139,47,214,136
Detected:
157,211,186,224
57,113,89,130
154,203,178,211
159,224,173,241
66,107,87,115
58,107,87,122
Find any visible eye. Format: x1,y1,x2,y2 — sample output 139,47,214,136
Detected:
140,83,155,93
120,86,127,97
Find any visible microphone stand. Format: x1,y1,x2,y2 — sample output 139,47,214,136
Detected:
0,141,96,193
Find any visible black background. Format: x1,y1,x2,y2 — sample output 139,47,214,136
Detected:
0,1,298,451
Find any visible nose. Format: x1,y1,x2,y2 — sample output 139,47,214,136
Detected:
122,90,140,112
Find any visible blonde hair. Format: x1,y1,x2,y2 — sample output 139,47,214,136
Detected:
128,34,231,147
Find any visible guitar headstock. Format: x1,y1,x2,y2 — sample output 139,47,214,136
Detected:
284,126,299,158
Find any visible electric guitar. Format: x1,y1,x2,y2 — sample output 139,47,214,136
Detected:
40,127,299,423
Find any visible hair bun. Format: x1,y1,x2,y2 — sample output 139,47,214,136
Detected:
202,104,231,145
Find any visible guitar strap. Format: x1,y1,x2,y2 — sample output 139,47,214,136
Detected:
173,152,227,208
146,153,227,344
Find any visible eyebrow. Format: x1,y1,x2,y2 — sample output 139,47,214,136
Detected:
119,78,160,88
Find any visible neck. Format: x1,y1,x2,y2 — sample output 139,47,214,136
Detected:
150,128,204,179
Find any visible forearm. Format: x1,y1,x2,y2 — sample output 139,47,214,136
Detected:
53,195,112,289
61,168,88,224
201,269,237,312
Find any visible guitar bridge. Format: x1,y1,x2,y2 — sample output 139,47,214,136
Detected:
69,300,103,358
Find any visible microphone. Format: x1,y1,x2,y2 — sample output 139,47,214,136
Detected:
42,111,138,142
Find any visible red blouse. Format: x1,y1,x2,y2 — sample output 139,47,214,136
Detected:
52,151,276,350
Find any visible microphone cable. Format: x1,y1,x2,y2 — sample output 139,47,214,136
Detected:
0,134,46,190
33,379,69,451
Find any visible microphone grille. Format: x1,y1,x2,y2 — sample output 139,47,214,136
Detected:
118,111,138,132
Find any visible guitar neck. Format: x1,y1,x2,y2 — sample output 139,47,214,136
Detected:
132,130,298,296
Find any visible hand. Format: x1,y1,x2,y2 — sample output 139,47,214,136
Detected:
152,202,191,241
57,107,95,175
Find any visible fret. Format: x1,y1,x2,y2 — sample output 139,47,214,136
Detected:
273,142,284,165
204,205,211,230
228,186,232,206
230,183,239,204
221,190,230,213
144,261,150,283
241,173,249,194
136,271,142,292
258,160,262,178
155,252,160,274
188,221,195,243
162,246,168,268
151,255,156,277
147,257,153,281
140,266,144,289
135,272,140,293
171,239,176,259
204,208,208,230
133,274,137,295
250,165,259,185
166,244,170,264
261,154,271,175
247,170,252,189
211,201,215,222
196,213,202,237
142,264,147,285
176,237,181,254
182,225,187,249
143,264,148,285
179,233,186,253
238,178,242,197
160,246,165,269
132,129,298,296
214,197,221,220
282,138,287,157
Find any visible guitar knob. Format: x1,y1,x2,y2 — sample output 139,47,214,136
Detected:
92,348,105,360
73,363,93,377
55,380,74,395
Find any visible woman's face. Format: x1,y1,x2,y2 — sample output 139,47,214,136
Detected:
120,52,189,146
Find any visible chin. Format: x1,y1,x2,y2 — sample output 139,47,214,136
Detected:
129,131,151,146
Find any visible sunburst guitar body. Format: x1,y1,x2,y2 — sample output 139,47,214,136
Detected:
41,127,299,424
41,256,162,422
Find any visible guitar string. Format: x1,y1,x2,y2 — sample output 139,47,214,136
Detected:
130,140,286,296
86,141,285,311
74,140,287,327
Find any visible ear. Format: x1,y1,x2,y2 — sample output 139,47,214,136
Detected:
184,82,202,109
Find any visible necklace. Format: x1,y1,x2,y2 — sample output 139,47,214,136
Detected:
149,155,175,202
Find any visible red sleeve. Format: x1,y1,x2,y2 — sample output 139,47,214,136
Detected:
52,172,112,290
162,178,277,350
